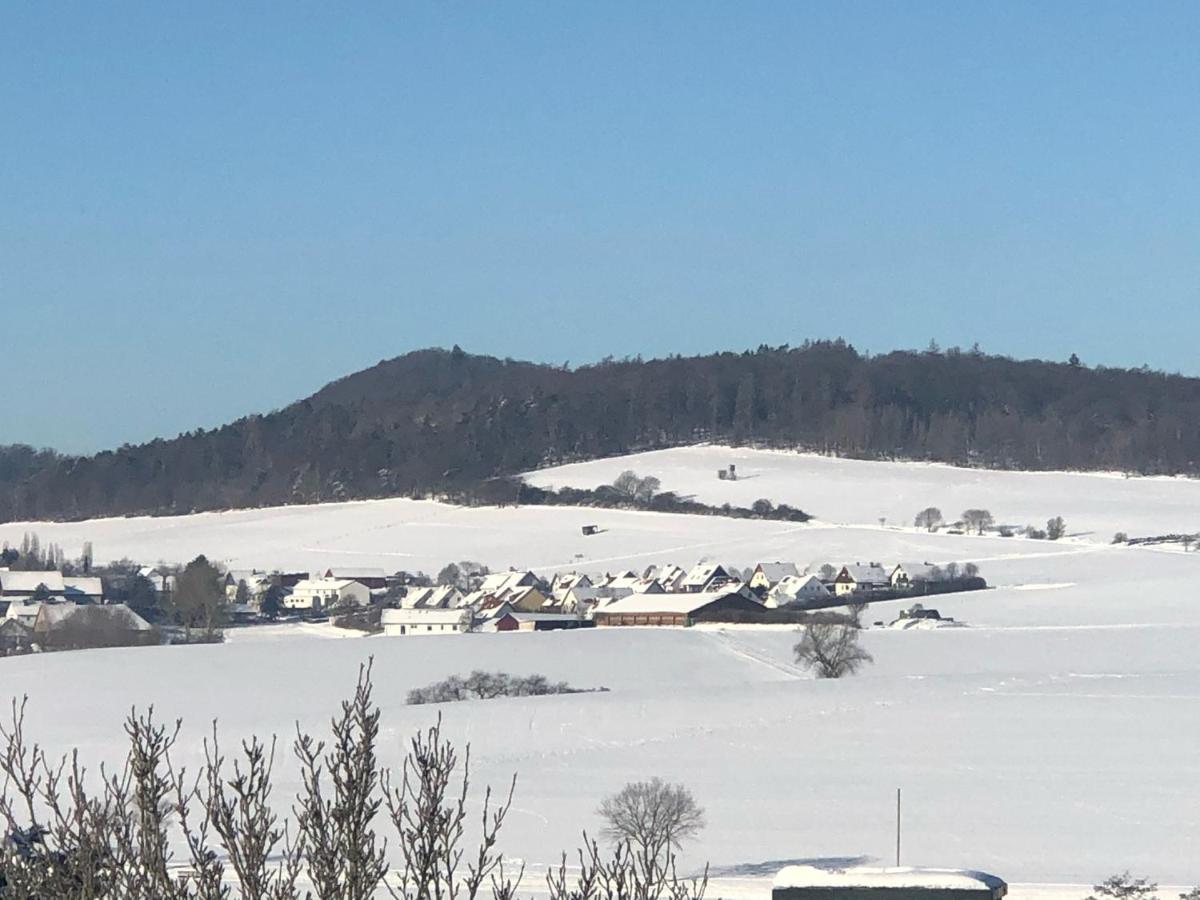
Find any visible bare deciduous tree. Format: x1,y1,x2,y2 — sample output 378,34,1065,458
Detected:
961,509,994,535
598,778,705,863
794,622,874,679
293,662,388,900
914,507,943,531
1047,516,1066,541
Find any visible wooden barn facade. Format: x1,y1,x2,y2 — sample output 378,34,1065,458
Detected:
593,589,764,627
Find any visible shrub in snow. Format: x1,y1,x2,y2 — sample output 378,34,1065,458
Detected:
406,670,603,705
794,622,874,679
1086,872,1159,900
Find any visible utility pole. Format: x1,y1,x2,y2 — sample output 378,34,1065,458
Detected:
895,788,901,867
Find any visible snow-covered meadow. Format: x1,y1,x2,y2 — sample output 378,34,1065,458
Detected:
0,446,1198,892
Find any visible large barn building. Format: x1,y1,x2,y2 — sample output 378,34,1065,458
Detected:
593,588,763,627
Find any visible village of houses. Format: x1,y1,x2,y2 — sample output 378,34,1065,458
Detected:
0,554,983,654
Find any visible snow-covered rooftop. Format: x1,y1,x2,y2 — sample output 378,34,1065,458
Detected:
774,866,1006,894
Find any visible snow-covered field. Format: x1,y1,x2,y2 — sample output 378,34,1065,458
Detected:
1,446,1198,891
525,445,1200,543
5,624,1198,891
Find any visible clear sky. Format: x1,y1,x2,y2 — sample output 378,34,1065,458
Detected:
3,2,1198,454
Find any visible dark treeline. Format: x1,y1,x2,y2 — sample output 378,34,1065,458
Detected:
444,477,812,523
3,341,1200,522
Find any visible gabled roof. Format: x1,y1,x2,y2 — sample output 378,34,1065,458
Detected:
838,564,889,584
754,562,800,582
0,571,65,593
771,573,829,595
292,578,361,592
596,587,755,616
892,562,942,581
403,585,462,609
479,570,537,594
63,577,103,597
37,603,152,632
381,607,471,626
681,563,729,589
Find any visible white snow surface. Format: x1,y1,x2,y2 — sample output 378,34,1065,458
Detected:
1,447,1199,889
525,445,1200,542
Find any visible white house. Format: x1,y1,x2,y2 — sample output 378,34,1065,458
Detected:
550,572,593,599
749,562,800,592
890,562,943,590
0,571,102,603
381,607,472,636
767,574,831,608
832,564,890,596
285,578,371,612
323,567,388,590
680,563,737,593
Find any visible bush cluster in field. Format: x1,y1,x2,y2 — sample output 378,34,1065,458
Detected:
406,670,607,705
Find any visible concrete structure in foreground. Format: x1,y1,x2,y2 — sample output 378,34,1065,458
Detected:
773,866,1007,900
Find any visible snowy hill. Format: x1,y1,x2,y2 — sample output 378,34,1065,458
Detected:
1,449,1198,889
524,445,1200,543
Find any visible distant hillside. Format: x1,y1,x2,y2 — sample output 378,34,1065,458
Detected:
3,341,1199,522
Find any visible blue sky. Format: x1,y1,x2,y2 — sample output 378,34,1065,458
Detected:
3,2,1198,453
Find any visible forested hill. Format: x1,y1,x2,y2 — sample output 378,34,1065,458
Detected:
3,342,1200,523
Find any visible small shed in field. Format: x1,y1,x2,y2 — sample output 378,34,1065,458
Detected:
773,866,1007,900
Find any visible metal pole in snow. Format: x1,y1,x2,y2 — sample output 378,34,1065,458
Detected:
896,788,901,867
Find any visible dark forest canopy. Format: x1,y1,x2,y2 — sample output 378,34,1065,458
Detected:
2,340,1199,523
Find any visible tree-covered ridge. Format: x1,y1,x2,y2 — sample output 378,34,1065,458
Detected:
2,341,1199,522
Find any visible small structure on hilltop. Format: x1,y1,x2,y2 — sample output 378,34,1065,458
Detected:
773,866,1007,900
716,464,738,481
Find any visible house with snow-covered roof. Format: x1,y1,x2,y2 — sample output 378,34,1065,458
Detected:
401,584,463,610
890,562,944,590
832,564,890,596
478,570,539,595
767,574,830,608
323,567,388,590
381,606,472,636
550,572,593,599
680,562,738,593
286,578,371,612
656,564,688,592
749,562,800,592
0,570,66,597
